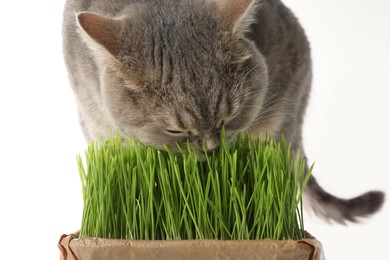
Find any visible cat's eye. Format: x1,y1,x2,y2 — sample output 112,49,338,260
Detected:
216,121,225,136
166,129,184,135
166,129,195,137
216,127,222,137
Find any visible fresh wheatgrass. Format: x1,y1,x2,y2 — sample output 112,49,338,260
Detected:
78,130,313,241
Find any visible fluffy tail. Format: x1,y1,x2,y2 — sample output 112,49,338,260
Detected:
304,176,385,224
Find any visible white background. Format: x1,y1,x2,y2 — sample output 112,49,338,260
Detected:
0,1,389,259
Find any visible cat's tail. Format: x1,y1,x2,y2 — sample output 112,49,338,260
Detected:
304,175,385,224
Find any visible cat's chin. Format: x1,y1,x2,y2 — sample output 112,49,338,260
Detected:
161,144,210,162
195,152,207,162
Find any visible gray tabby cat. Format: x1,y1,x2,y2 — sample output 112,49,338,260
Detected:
63,0,384,223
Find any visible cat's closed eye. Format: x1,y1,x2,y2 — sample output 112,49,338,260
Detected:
165,129,197,138
165,129,185,135
165,129,201,143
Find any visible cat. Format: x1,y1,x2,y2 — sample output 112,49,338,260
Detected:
63,0,384,223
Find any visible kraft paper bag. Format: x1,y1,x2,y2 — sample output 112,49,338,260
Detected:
59,232,324,260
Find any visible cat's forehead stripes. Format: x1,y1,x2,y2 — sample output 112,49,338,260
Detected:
182,105,214,132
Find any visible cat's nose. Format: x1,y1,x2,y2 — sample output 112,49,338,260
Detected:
203,135,220,154
206,144,220,155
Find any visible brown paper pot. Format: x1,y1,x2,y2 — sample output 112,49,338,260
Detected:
59,232,324,260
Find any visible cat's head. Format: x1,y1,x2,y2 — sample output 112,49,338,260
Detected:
76,0,268,153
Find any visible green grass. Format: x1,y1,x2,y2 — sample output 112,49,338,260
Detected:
78,130,312,241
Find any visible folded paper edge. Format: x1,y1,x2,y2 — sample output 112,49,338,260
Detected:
59,233,80,260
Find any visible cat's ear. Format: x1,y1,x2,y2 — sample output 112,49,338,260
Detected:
213,0,259,35
76,12,122,58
